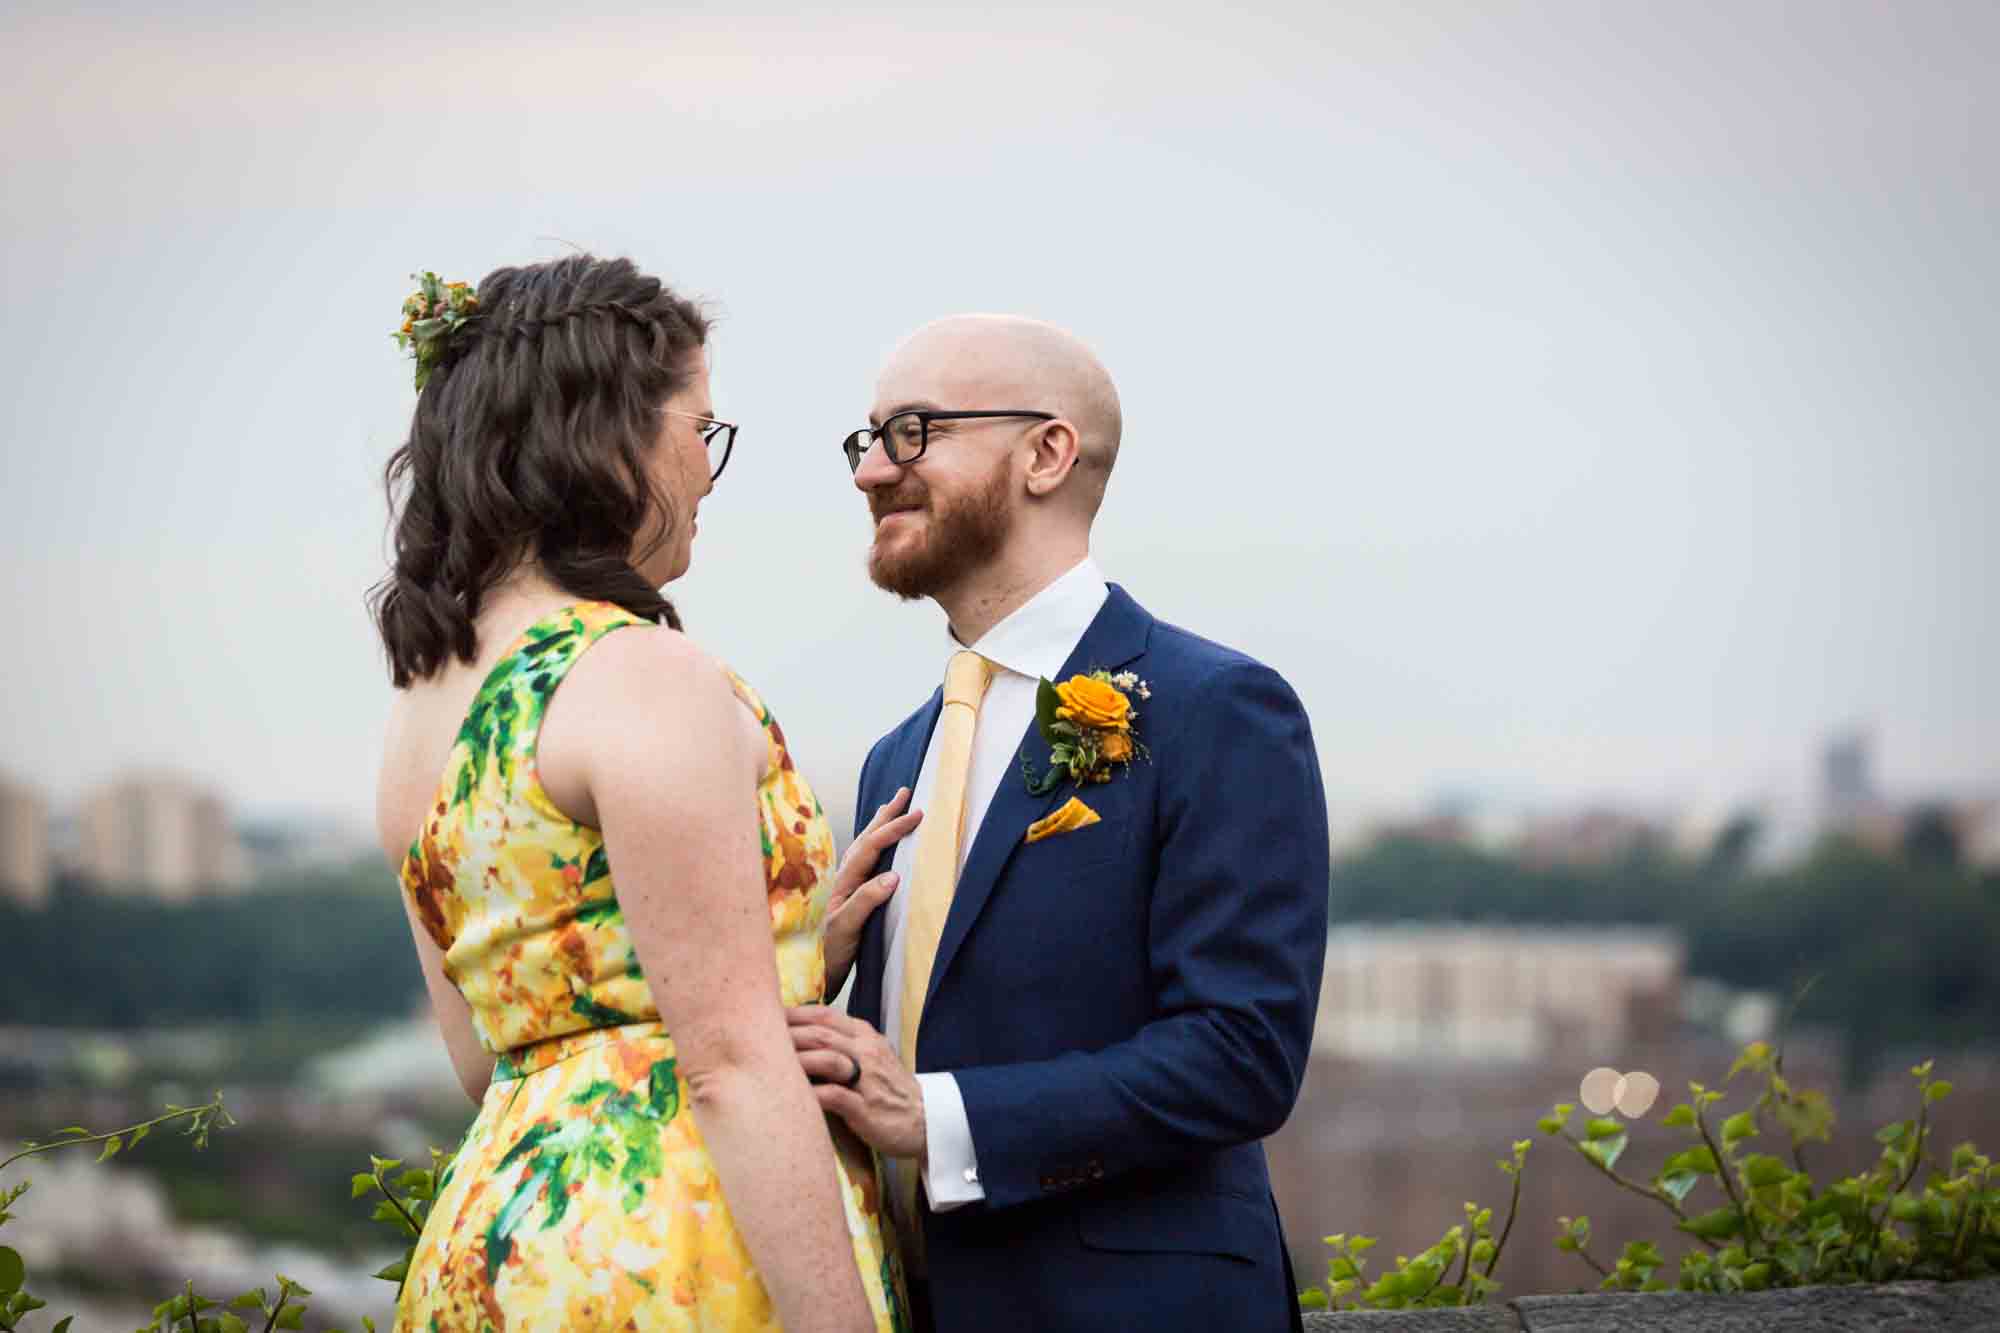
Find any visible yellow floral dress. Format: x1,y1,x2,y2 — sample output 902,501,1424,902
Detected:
395,602,906,1332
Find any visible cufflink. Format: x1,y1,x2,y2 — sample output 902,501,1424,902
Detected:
963,1166,979,1185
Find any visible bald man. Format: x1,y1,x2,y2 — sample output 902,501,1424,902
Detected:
790,316,1329,1333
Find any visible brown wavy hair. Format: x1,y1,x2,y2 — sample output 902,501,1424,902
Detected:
368,254,711,687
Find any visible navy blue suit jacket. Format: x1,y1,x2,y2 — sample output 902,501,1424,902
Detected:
849,586,1329,1333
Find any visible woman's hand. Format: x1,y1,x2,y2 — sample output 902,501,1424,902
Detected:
823,788,923,998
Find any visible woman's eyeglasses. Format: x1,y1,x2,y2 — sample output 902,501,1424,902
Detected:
667,410,739,481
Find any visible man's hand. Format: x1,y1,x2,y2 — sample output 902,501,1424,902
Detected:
822,789,923,998
788,1005,927,1160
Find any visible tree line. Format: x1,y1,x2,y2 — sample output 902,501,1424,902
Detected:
4,830,1994,1080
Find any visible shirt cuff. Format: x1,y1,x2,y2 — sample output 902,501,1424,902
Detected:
916,1072,985,1210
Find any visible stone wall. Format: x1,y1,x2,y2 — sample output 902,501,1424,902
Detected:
1301,1279,2000,1331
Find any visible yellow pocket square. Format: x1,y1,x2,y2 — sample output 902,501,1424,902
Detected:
1025,797,1101,845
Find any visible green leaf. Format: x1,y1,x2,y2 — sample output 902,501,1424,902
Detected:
1679,1206,1746,1240
1721,1111,1757,1146
1741,1154,1791,1189
219,1317,247,1333
232,1289,266,1310
1925,1080,1954,1104
1034,678,1063,740
1663,1145,1720,1176
97,1135,122,1161
1772,1089,1836,1144
1662,1103,1696,1128
1727,1042,1772,1081
1660,1169,1702,1204
1584,1117,1625,1141
1580,1133,1629,1173
352,1173,377,1199
51,1318,73,1333
374,1258,409,1282
0,1245,22,1294
1876,1121,1910,1145
274,1304,306,1330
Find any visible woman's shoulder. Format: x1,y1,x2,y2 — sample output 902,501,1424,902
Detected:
546,618,744,738
536,621,757,820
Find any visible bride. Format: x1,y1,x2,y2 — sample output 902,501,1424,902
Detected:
369,255,914,1331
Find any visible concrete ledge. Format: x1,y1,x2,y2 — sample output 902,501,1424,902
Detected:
1303,1308,1515,1331
1302,1278,2000,1331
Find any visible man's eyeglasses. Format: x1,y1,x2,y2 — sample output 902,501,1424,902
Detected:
840,410,1056,475
667,410,739,481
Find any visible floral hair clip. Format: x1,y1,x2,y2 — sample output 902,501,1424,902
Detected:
393,271,480,391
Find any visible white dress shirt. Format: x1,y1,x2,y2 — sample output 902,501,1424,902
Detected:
880,556,1110,1213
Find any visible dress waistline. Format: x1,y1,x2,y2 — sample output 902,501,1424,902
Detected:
491,1018,672,1082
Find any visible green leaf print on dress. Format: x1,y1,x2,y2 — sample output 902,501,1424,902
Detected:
483,1058,681,1281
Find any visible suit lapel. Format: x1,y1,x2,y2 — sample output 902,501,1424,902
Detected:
852,690,943,1026
922,584,1153,1015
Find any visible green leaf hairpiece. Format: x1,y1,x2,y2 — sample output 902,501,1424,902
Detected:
392,271,480,392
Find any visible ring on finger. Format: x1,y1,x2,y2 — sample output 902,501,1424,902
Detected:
842,1054,863,1088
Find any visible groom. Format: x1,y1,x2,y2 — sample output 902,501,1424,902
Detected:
790,315,1329,1333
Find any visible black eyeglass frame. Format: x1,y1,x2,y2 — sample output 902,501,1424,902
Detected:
840,410,1057,474
668,409,739,482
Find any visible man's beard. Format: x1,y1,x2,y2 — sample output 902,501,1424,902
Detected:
866,457,1013,601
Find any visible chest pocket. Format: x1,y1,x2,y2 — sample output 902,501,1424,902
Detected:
1010,788,1140,878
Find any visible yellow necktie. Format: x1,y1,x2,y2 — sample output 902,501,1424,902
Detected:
895,650,993,1224
899,650,994,1072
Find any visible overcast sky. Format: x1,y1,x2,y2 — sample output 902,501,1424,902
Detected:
3,1,1993,838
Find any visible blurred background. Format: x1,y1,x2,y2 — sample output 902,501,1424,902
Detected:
3,0,1995,1325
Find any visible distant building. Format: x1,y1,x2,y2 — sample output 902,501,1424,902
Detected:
1821,729,1881,826
76,773,249,900
1958,800,2000,870
1315,924,1685,1065
1513,809,1662,868
0,775,51,907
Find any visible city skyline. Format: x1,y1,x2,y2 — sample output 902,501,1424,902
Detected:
5,2,1996,832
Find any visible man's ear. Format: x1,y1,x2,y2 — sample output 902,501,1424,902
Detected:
1023,419,1080,497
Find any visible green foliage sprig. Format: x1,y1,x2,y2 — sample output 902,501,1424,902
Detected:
1300,1044,1998,1312
350,1148,453,1293
392,271,480,392
1540,1043,1997,1293
1,1097,410,1333
1,1096,234,1333
1299,1138,1530,1310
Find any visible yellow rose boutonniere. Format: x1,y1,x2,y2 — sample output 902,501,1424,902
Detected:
1022,668,1151,797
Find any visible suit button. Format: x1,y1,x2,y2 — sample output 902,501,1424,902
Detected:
1087,1161,1104,1181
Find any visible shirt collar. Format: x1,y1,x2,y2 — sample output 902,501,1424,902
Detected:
951,557,1110,681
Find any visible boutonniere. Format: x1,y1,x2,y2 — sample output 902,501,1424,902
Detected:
1021,669,1151,801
